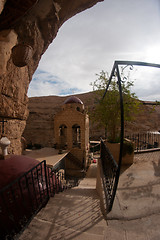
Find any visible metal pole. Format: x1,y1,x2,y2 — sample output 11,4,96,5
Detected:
108,64,124,212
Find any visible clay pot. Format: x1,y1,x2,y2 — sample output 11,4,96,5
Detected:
11,43,33,67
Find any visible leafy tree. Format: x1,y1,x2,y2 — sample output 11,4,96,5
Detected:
90,70,141,142
155,100,160,105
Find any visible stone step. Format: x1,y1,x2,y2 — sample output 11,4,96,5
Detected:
76,177,97,189
19,181,107,240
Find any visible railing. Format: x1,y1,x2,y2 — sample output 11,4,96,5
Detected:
0,160,66,240
125,132,160,151
99,139,118,213
47,166,66,196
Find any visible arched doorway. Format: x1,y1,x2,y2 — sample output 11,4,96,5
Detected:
72,124,81,148
59,124,67,149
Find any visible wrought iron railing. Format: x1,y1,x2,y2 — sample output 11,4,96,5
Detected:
47,166,66,196
100,139,118,213
125,132,160,151
0,160,67,239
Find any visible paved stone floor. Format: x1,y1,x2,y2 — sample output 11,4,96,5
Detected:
19,150,160,240
19,178,106,240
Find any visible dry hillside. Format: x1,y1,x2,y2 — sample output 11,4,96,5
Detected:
23,92,160,147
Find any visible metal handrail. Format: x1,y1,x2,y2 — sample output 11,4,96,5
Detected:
100,139,118,213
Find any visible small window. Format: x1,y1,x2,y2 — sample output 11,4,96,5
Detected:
59,124,67,149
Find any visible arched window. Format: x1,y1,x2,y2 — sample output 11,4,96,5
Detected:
72,124,81,148
59,124,67,149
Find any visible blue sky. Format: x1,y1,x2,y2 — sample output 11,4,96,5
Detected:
28,0,160,101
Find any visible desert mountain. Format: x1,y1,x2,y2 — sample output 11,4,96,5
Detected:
23,92,160,147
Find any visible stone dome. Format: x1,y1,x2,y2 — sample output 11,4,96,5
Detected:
64,96,83,105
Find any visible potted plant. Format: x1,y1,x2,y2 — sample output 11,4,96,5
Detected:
105,138,134,165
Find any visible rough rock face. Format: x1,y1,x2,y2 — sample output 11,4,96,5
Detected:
0,0,103,154
23,92,160,148
0,0,6,14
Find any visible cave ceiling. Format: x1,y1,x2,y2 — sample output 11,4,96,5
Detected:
0,0,103,31
0,0,38,30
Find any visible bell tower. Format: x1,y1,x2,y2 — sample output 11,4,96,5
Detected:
54,96,89,170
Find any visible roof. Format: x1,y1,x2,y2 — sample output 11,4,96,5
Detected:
64,96,83,105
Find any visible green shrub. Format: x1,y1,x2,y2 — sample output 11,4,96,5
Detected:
122,140,134,156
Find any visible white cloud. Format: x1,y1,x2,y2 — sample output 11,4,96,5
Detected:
28,0,160,100
126,66,160,100
28,70,81,96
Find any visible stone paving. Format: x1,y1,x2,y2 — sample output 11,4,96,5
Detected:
107,151,160,240
19,178,106,240
20,150,160,240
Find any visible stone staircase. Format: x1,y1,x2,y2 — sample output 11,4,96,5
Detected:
19,154,160,240
19,172,108,240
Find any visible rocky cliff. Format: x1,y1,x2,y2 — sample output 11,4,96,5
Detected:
23,92,160,148
0,0,103,154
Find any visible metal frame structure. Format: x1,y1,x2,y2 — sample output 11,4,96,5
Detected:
100,60,160,213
